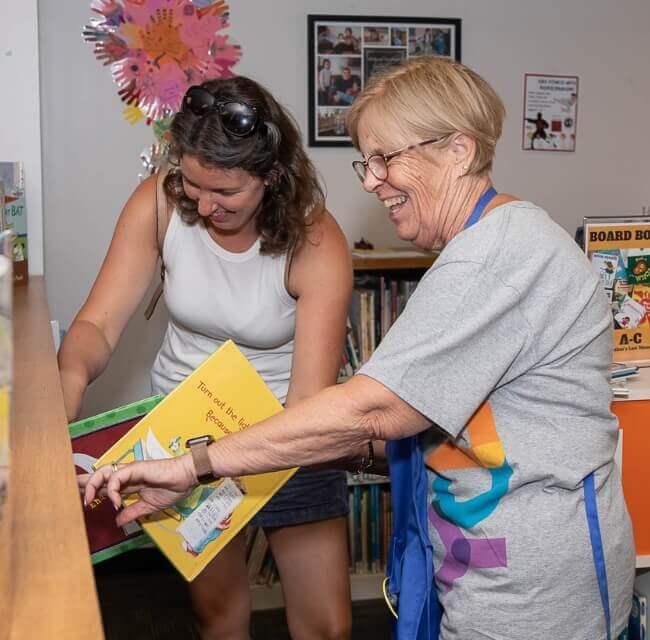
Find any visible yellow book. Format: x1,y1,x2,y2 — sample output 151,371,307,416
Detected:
94,340,297,581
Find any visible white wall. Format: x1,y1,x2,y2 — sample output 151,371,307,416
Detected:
0,0,43,274
39,0,650,417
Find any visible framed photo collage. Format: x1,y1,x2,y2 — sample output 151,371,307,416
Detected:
308,15,462,146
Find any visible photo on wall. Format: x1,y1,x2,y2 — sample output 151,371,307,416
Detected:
308,15,461,146
408,27,453,57
317,56,362,108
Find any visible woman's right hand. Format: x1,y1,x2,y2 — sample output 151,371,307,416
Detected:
84,456,198,526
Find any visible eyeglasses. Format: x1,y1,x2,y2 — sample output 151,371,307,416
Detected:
352,136,445,183
182,86,260,137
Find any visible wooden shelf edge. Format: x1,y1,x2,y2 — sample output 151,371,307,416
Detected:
352,256,436,271
250,572,385,611
7,277,104,640
636,555,650,569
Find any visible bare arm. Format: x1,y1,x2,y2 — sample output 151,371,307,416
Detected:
205,373,431,478
284,210,395,474
58,175,160,420
84,373,432,525
284,208,352,407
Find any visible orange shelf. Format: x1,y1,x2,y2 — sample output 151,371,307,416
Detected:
612,399,650,559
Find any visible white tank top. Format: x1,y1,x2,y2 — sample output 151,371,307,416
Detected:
151,210,296,402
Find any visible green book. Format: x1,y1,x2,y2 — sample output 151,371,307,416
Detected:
69,395,163,564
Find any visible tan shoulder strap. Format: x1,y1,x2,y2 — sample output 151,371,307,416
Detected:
283,237,299,297
155,168,171,256
144,169,171,320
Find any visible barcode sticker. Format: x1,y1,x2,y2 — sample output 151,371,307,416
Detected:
177,478,243,550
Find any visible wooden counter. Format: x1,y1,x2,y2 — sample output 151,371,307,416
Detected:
352,247,437,271
5,277,104,639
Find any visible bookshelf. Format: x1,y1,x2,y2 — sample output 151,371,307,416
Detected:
344,248,437,601
248,249,437,610
351,247,438,271
250,572,385,611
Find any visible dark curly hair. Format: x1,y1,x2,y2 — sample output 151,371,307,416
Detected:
164,76,324,255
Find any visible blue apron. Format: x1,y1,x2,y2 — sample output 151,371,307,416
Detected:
383,186,613,639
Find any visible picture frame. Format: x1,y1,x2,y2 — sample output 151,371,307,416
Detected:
308,15,462,147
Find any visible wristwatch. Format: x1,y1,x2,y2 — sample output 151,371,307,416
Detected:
185,435,219,484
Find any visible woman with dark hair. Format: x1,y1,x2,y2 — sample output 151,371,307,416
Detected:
59,75,353,640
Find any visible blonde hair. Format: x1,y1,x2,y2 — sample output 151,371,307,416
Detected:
347,57,505,175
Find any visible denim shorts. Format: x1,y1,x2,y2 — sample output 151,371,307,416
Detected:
250,467,348,528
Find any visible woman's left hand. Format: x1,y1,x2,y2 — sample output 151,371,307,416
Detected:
83,456,198,526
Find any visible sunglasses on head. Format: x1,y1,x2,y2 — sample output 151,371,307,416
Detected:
182,86,260,137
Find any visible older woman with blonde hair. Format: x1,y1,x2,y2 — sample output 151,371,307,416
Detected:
84,57,634,640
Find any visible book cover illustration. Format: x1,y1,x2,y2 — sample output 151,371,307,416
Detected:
94,340,297,581
0,162,27,285
584,217,650,362
69,395,164,563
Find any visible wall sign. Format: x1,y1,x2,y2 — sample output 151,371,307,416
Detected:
522,73,578,152
584,216,650,362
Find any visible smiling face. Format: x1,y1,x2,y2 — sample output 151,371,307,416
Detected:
179,154,266,242
356,115,459,249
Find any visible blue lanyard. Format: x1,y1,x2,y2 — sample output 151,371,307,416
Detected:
463,186,497,231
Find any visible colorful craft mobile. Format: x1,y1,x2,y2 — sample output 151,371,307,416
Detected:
83,0,242,173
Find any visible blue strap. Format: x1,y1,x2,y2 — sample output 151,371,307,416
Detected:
584,472,611,640
463,186,497,230
386,437,441,639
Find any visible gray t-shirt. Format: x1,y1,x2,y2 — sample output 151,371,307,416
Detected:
360,201,634,640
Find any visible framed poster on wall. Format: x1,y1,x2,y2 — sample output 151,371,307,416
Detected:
584,216,650,363
522,73,578,152
308,15,461,147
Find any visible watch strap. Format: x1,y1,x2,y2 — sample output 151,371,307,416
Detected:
190,441,217,484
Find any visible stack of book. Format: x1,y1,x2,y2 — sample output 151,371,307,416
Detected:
609,363,640,399
347,483,392,575
245,526,278,586
347,274,419,367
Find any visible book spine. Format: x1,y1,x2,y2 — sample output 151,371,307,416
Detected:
348,491,355,570
353,485,362,573
370,484,380,573
360,488,369,573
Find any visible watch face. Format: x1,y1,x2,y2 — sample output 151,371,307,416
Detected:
197,471,217,484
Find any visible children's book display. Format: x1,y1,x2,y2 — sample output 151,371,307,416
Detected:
69,396,164,563
92,340,297,581
0,162,27,285
584,216,650,363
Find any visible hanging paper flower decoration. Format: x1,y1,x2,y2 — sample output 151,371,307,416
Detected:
84,0,242,173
